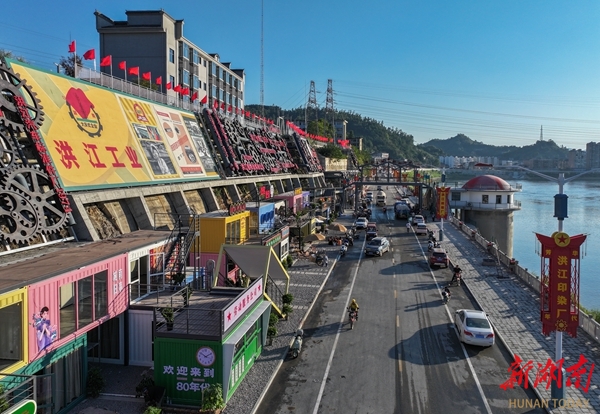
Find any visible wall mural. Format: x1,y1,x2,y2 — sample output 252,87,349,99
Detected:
32,306,57,352
202,109,299,177
293,134,324,173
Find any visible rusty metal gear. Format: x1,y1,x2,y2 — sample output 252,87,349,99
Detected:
0,190,42,243
0,63,44,133
2,165,68,235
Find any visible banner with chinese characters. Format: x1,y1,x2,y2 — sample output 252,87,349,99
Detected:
8,62,219,191
436,187,451,220
536,231,586,337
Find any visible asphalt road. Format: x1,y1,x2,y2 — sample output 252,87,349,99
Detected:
257,197,545,414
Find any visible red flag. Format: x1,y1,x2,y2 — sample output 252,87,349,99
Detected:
191,91,198,101
99,55,112,67
155,76,162,85
83,49,95,60
119,61,126,70
227,105,232,112
68,40,76,53
200,95,207,104
128,67,139,76
181,87,189,96
213,100,219,109
173,85,181,93
166,82,172,90
142,72,151,81
221,103,225,110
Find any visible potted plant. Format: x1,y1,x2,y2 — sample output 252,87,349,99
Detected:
267,325,278,345
171,272,186,286
282,293,294,305
200,383,225,414
282,303,293,317
161,307,175,330
86,366,105,398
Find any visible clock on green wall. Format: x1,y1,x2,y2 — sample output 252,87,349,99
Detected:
196,346,216,367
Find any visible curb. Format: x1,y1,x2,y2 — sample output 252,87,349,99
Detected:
249,255,340,414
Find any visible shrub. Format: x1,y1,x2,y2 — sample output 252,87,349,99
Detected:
0,384,9,412
282,293,294,304
286,255,294,267
143,407,162,414
202,383,225,410
136,374,155,398
269,312,279,327
282,304,293,315
267,325,278,338
86,366,105,398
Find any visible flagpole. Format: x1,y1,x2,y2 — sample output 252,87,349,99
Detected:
110,62,113,89
73,42,77,79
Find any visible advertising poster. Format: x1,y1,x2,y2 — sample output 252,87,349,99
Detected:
181,114,218,176
8,61,220,191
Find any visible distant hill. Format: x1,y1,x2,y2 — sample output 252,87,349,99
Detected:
419,133,570,160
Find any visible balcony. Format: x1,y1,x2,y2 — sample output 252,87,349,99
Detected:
450,200,521,211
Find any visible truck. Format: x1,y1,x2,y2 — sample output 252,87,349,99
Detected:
366,222,378,240
375,191,386,206
394,202,410,219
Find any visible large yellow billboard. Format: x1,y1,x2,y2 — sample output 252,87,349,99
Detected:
8,61,219,191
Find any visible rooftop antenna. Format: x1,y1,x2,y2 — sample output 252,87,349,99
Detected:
540,125,543,141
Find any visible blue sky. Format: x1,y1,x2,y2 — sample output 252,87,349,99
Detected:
2,0,600,150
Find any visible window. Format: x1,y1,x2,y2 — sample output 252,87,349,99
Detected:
169,48,175,63
482,195,489,204
507,194,512,204
183,70,190,85
0,302,22,370
221,69,226,81
193,49,200,65
451,192,461,201
59,282,76,337
77,276,93,330
182,43,189,59
211,62,216,75
211,85,217,98
169,75,175,87
496,195,502,204
234,78,238,89
94,270,108,319
193,75,200,89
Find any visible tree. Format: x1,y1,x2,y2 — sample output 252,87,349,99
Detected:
316,144,345,160
307,119,334,138
0,49,28,63
353,148,372,166
58,55,83,77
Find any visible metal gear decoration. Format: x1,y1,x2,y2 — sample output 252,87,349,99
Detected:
2,165,68,236
0,190,43,243
0,63,44,133
0,127,20,171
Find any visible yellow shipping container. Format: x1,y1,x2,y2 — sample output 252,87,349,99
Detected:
193,211,250,253
0,287,28,376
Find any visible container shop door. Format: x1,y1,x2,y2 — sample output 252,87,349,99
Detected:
87,313,124,364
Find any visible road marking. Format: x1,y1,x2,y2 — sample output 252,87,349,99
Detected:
420,239,493,414
311,235,366,414
396,314,399,327
394,289,397,299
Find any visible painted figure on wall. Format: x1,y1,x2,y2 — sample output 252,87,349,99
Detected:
32,306,57,352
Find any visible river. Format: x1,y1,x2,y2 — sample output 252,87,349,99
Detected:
464,178,600,311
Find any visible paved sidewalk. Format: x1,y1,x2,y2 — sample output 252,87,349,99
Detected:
430,220,600,413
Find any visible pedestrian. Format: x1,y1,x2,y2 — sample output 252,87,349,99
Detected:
406,222,411,232
324,255,329,267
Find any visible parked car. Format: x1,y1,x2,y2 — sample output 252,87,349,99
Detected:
365,237,390,256
429,247,449,268
355,217,369,230
415,223,428,235
454,309,495,347
413,215,425,225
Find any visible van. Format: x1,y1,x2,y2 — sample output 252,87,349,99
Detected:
416,223,428,235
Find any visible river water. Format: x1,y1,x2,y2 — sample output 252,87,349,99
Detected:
468,178,600,311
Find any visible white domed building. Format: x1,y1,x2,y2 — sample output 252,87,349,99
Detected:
449,175,521,257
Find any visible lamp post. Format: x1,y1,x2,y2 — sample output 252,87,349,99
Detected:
518,166,598,401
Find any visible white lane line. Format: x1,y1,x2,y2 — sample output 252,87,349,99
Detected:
311,235,366,414
418,237,493,414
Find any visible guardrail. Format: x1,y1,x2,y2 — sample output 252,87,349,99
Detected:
448,216,600,342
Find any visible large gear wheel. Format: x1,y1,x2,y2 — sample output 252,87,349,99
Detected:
0,63,44,133
2,165,68,235
0,190,42,243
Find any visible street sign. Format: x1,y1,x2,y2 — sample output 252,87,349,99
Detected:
4,399,37,414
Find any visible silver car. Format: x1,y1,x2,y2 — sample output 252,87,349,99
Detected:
364,237,390,256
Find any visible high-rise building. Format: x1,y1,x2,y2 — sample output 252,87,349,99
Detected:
585,142,600,169
95,10,245,111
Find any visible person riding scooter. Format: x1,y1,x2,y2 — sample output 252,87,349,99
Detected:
442,286,451,304
348,298,359,320
289,329,304,359
340,243,347,257
450,265,462,285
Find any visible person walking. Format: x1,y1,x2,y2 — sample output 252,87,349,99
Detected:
406,222,411,232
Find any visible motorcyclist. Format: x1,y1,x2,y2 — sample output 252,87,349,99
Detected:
442,286,451,302
348,298,360,320
451,265,462,284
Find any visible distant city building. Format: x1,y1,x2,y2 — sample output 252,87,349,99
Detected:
95,10,245,111
568,149,586,169
348,137,363,151
372,152,389,163
586,142,600,169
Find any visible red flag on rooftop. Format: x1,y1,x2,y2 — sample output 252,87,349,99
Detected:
142,72,151,81
191,91,198,101
118,61,126,70
166,82,172,90
200,95,207,104
155,76,162,85
181,87,189,96
68,40,76,53
173,85,181,93
128,67,139,76
99,55,112,67
83,49,95,60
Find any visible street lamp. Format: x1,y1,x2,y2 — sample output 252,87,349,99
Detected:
518,166,598,401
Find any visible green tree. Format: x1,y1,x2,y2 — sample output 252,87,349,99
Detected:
316,144,345,160
0,49,28,63
353,148,372,166
307,119,334,138
58,55,83,77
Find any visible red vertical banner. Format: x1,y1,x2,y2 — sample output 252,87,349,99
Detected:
436,187,450,220
536,232,586,337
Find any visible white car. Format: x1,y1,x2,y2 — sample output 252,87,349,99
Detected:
454,309,495,347
413,215,425,225
415,223,428,235
355,217,369,230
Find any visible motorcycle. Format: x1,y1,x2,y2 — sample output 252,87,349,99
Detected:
428,230,435,240
442,288,451,304
289,329,304,359
340,244,347,257
428,241,434,251
449,270,462,286
347,308,358,329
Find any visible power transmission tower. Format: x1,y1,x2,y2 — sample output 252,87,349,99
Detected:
540,125,543,141
306,80,319,135
325,79,335,144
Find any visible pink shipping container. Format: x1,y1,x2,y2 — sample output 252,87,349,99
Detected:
27,253,128,362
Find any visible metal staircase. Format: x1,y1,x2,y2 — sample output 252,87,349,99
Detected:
160,213,199,278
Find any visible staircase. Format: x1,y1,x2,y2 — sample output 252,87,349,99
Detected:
163,214,199,278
